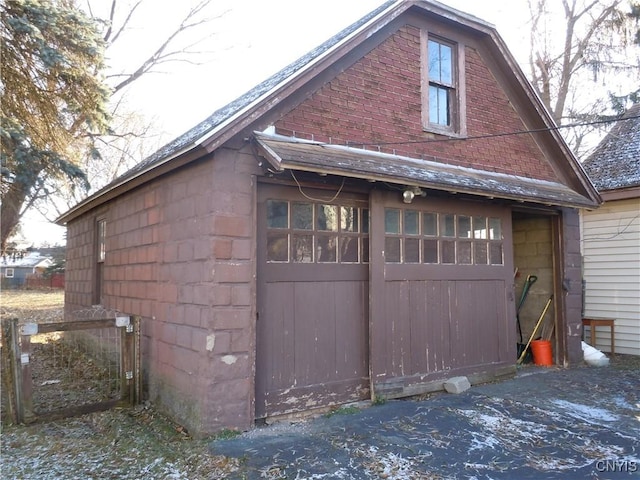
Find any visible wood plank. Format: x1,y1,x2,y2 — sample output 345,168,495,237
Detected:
35,318,121,334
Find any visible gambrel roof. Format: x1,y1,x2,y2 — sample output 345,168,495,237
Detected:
57,0,600,224
582,103,640,192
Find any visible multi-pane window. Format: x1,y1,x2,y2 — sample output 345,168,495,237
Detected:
266,199,369,264
428,39,454,127
384,208,503,265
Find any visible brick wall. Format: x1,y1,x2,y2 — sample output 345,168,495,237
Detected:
275,25,557,182
64,147,261,436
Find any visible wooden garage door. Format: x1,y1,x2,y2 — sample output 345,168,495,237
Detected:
256,184,370,418
369,190,516,398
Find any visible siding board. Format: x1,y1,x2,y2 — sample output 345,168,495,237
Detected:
581,198,640,355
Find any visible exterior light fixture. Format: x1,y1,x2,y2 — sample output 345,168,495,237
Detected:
403,189,415,203
402,186,425,204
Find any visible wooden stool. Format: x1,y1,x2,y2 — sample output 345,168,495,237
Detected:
582,318,615,355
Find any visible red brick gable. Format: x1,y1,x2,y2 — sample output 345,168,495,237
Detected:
275,25,558,182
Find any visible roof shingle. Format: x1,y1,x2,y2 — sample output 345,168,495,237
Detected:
582,103,640,191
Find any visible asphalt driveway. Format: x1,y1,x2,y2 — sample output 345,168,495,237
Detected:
210,356,639,479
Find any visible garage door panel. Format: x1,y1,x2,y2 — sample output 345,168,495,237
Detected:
256,185,370,418
293,281,335,385
334,280,369,379
263,377,370,417
449,280,504,369
261,282,296,389
370,191,515,399
258,279,369,417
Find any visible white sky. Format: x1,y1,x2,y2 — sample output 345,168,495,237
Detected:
121,0,528,140
24,0,531,246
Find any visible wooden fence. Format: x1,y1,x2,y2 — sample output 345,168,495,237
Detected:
1,315,141,424
26,273,65,289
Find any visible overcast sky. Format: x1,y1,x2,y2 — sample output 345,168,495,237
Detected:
117,0,528,141
25,0,529,245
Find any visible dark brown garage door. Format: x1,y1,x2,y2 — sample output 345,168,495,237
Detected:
369,190,516,398
256,184,370,418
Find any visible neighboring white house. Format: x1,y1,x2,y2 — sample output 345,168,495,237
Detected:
580,103,640,356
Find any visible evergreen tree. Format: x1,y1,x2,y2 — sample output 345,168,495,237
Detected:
0,0,111,252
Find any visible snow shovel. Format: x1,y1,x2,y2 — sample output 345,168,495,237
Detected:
516,275,537,361
517,295,553,365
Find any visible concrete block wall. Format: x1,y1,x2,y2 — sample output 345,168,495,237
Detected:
512,216,555,343
513,211,584,366
560,208,584,365
65,214,99,312
275,25,557,182
64,145,261,436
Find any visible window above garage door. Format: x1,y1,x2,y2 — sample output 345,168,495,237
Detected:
266,199,369,264
383,207,504,266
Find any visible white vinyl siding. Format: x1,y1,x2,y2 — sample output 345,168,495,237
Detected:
581,198,640,355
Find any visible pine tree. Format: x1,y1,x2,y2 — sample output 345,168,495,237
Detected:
0,0,111,252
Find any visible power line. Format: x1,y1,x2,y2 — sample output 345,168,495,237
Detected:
342,114,640,148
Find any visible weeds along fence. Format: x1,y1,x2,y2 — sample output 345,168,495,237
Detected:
1,311,141,424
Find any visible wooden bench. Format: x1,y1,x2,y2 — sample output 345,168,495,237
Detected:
582,317,615,355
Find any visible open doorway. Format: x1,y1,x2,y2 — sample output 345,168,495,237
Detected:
512,212,558,365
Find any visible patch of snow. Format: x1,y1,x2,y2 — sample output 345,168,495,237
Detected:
468,431,501,452
457,407,549,448
550,399,619,423
612,396,635,410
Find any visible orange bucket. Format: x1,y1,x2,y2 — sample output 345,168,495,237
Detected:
531,340,553,366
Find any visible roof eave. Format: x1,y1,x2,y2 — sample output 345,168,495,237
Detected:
484,32,602,207
599,185,640,202
255,133,599,209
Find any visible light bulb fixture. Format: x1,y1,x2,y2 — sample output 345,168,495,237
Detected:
402,186,425,204
402,189,415,203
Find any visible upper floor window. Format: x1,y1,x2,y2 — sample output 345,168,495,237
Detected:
428,39,453,127
422,33,466,136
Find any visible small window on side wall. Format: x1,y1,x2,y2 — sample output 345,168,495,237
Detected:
94,218,106,305
422,32,466,136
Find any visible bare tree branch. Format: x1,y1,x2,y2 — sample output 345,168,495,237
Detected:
109,0,223,93
101,0,143,45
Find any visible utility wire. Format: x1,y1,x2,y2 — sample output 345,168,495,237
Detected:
340,114,640,148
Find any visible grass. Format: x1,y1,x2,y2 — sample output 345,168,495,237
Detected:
325,405,362,417
0,289,65,323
